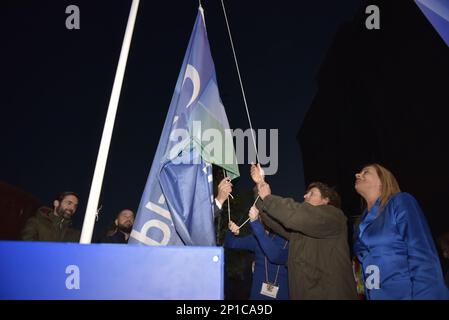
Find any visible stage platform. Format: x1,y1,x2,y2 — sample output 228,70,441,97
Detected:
0,241,224,300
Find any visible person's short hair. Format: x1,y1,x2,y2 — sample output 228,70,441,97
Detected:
54,191,80,203
116,208,135,219
306,182,341,209
360,163,401,213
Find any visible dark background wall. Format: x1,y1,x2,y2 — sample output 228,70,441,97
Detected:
299,0,449,238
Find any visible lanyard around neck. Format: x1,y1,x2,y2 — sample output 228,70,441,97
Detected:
264,234,288,285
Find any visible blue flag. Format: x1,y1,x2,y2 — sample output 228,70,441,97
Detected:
129,7,239,246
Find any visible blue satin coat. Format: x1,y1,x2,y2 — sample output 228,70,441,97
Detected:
225,220,289,300
354,192,449,299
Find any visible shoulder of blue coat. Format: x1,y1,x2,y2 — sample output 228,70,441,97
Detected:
387,192,423,222
389,192,418,206
250,219,264,232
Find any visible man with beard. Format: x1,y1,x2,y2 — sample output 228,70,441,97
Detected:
21,191,81,242
99,209,135,244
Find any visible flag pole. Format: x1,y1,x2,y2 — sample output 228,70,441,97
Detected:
80,0,140,244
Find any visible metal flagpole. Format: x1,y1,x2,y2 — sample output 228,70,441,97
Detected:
80,0,140,243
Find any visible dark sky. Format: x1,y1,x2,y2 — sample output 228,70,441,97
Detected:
0,0,361,233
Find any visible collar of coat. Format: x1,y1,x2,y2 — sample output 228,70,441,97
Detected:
37,206,73,227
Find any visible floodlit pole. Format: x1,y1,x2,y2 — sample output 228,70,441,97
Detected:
80,0,140,243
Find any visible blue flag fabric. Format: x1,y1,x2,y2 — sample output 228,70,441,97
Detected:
415,0,449,47
129,7,238,246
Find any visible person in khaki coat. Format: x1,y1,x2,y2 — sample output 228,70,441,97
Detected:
21,191,80,242
251,164,357,300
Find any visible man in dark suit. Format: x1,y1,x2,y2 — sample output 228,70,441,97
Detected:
214,177,233,217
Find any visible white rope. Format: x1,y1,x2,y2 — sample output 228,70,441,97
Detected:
220,0,260,164
238,217,251,229
226,196,231,222
222,168,234,224
223,169,231,222
237,195,260,229
253,195,260,206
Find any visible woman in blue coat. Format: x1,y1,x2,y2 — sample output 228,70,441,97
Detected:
225,206,289,300
353,163,449,299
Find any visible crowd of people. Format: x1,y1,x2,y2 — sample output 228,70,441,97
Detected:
20,192,135,244
20,163,449,300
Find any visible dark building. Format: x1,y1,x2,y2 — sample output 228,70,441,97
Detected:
298,0,449,239
0,181,42,240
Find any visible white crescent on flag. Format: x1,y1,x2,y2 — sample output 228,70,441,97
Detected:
182,64,201,108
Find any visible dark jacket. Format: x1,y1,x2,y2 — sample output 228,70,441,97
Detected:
99,229,129,244
257,194,358,300
21,206,80,242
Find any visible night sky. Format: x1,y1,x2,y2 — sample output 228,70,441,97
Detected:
1,0,362,234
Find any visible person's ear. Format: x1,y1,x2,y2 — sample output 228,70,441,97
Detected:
323,197,330,205
53,200,59,208
114,219,118,226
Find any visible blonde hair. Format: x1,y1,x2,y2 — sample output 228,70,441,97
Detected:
363,163,401,211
